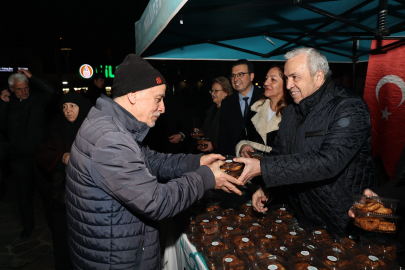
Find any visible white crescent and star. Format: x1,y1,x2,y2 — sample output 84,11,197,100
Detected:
375,75,405,121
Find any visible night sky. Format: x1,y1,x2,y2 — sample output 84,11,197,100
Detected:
1,0,150,71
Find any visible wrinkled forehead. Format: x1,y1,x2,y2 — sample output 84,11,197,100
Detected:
13,79,29,87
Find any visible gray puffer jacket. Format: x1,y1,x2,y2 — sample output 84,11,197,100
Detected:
66,95,215,270
260,78,377,233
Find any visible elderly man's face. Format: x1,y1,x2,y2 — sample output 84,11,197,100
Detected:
11,80,29,100
63,102,79,123
284,53,318,104
134,85,166,127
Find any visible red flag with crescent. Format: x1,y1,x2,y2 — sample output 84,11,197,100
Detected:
363,40,405,179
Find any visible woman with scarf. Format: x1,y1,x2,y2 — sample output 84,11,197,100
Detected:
36,90,91,270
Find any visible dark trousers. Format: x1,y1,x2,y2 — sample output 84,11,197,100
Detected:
11,156,53,228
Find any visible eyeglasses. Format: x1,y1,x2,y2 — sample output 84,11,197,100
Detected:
209,89,223,94
229,72,249,80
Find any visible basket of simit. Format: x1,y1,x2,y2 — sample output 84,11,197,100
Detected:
351,195,401,234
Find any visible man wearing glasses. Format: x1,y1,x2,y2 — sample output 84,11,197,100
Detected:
218,59,264,156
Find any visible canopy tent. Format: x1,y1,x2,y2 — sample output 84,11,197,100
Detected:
135,0,405,63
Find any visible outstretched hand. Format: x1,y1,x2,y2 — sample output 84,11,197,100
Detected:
206,160,244,195
348,189,377,218
233,157,261,184
252,187,269,212
200,154,225,166
240,144,254,158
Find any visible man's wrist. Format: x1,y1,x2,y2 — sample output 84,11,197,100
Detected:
179,132,185,141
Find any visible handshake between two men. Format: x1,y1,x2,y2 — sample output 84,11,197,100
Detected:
202,154,261,198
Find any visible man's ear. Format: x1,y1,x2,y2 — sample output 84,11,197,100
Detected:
250,72,255,82
9,86,14,92
315,70,325,88
127,92,137,105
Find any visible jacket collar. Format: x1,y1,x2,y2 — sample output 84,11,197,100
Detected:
297,77,334,117
96,95,149,142
250,99,281,144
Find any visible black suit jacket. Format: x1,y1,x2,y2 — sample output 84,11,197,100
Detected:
217,86,264,155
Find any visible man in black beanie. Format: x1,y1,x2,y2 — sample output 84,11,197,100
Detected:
65,54,243,270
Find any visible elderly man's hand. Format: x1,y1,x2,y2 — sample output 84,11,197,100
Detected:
348,189,377,218
240,144,254,158
200,154,224,166
1,89,10,102
206,160,243,195
168,134,182,144
17,69,32,78
252,187,269,212
233,157,261,184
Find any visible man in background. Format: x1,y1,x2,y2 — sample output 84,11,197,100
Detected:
84,73,106,105
218,59,263,156
0,69,54,238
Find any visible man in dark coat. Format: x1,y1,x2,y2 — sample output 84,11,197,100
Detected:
237,48,377,233
143,90,192,154
65,54,243,270
0,69,55,238
218,59,264,156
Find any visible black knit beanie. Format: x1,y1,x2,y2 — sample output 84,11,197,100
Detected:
112,54,166,97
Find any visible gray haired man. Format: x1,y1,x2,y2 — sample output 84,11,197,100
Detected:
0,69,55,238
236,47,377,233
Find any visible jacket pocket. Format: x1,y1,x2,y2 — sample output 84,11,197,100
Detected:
305,130,325,138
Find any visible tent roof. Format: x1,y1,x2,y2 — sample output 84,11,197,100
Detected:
135,0,405,62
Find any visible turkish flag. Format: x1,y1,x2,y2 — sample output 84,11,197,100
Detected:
364,40,405,179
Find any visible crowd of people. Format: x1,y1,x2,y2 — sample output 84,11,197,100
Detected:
0,47,404,269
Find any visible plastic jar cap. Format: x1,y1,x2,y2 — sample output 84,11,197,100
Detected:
327,256,337,262
301,251,310,256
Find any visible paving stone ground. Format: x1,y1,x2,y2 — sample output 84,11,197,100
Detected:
0,176,54,270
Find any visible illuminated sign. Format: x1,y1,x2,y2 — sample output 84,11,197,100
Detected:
0,67,13,72
79,64,118,79
79,64,94,79
95,65,118,78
